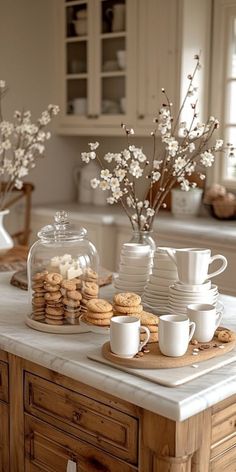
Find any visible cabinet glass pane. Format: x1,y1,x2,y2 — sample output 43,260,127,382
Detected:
66,3,88,38
102,37,126,72
102,77,125,114
101,0,126,34
66,79,87,115
67,41,87,74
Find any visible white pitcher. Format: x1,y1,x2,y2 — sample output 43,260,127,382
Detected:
166,248,228,285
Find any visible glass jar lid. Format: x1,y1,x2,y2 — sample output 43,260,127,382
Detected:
37,210,87,242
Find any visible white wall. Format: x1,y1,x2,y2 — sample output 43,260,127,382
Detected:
0,0,81,205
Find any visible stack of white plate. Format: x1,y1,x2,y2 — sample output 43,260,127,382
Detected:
168,280,219,315
113,243,153,295
142,247,178,312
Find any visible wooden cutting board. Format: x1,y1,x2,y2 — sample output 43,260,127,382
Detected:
102,328,236,369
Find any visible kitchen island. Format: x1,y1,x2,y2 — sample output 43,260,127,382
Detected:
0,272,235,471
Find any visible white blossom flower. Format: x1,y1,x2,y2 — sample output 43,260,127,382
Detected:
137,201,143,210
88,142,99,150
99,180,110,191
81,152,90,164
200,150,215,167
107,196,115,204
104,152,114,163
14,179,23,190
215,139,223,150
123,149,131,161
114,168,126,181
2,140,11,150
152,171,161,182
101,169,112,180
146,208,155,217
112,188,123,200
129,160,143,178
90,178,100,189
153,160,162,169
188,143,195,153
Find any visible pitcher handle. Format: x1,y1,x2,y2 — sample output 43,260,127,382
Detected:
139,326,150,351
206,255,228,280
165,248,177,266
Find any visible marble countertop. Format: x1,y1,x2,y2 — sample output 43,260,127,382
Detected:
0,272,235,422
32,203,236,247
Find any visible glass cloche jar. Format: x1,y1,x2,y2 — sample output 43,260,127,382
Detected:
27,211,99,325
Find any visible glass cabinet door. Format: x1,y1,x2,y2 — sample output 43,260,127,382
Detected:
64,0,89,117
62,0,137,127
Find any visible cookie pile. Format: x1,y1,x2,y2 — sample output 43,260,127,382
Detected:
81,269,99,314
85,299,113,327
31,271,48,322
61,278,82,324
44,272,64,325
31,271,83,325
113,292,143,316
135,311,159,343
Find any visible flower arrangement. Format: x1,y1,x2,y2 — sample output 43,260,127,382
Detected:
81,55,234,231
0,80,59,210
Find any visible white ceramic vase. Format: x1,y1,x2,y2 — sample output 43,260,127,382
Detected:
0,209,14,253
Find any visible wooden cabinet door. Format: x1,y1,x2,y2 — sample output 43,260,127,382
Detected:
25,414,137,472
0,402,9,472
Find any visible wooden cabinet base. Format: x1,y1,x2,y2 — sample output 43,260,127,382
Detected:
0,351,235,471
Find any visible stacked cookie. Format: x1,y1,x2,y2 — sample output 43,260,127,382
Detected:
44,273,64,325
31,271,83,325
61,278,82,324
135,311,159,343
31,271,48,322
113,292,143,316
81,271,99,314
85,299,113,328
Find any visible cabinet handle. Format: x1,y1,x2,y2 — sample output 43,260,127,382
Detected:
87,114,99,119
67,459,77,472
72,409,83,423
138,114,145,119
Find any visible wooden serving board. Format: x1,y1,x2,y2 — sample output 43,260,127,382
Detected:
102,328,236,369
25,313,90,334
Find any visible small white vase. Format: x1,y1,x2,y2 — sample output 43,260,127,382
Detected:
0,209,14,253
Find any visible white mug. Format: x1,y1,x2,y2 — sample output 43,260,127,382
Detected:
166,248,227,285
73,98,87,115
159,314,195,357
187,303,223,342
110,316,150,358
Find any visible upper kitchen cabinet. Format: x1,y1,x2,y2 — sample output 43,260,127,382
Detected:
57,0,138,136
56,0,194,136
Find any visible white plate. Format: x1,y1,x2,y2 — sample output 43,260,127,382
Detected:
117,274,148,283
79,314,110,335
151,268,178,278
173,280,212,292
118,265,150,276
152,260,176,269
148,276,173,287
25,313,90,334
120,256,152,266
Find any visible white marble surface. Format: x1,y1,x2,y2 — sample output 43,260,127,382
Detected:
33,203,236,246
0,272,235,421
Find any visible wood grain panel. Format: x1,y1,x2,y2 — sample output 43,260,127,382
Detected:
0,402,9,472
25,372,138,464
212,403,236,445
25,414,138,472
210,446,236,471
0,361,8,403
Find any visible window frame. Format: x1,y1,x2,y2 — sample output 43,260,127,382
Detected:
210,0,236,189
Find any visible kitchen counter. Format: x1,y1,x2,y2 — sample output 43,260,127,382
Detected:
0,272,235,422
32,202,236,247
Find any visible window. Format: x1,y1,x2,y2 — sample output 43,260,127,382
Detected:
211,0,236,187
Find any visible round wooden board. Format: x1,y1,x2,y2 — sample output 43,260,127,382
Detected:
102,328,236,369
25,313,90,334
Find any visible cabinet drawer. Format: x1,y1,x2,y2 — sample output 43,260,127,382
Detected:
210,446,236,471
24,373,138,464
212,403,236,447
0,361,8,403
25,414,137,472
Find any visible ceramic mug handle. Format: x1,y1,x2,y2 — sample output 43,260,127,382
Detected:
206,255,228,280
139,326,150,351
188,321,196,342
215,301,224,328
